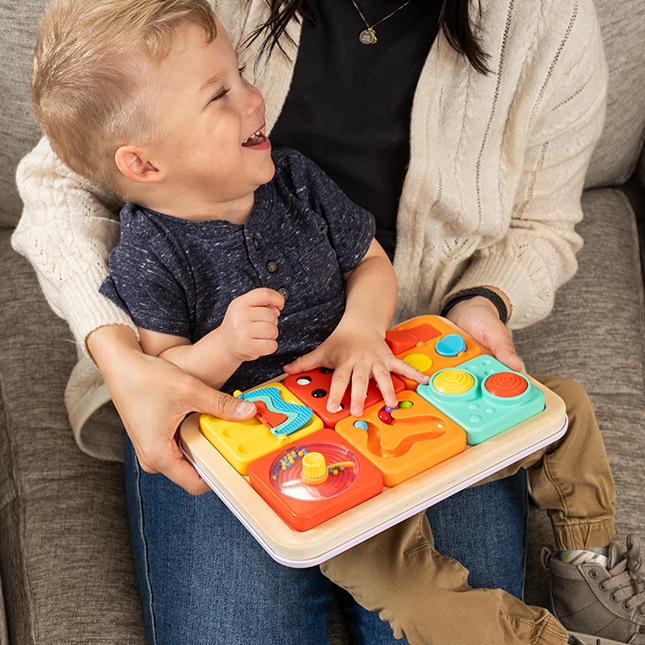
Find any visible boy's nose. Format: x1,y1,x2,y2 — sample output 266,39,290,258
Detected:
242,82,265,117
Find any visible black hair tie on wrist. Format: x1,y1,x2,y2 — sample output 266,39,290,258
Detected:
440,287,509,325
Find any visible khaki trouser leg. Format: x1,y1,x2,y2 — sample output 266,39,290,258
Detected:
478,375,616,550
321,513,568,645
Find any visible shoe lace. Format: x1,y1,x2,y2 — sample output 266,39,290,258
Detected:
602,534,645,612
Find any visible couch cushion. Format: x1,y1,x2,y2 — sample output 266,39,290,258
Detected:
515,187,645,607
585,0,645,188
0,230,147,644
0,0,47,229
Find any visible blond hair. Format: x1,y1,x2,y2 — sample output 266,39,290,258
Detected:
32,0,217,190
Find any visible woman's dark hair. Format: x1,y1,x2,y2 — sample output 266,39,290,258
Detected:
247,0,490,74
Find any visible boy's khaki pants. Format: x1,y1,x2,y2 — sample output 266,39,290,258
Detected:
321,375,616,645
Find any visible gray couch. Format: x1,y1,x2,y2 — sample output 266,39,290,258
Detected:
1,0,644,643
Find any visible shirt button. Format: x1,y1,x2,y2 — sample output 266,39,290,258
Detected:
253,238,259,250
266,260,278,273
277,287,289,301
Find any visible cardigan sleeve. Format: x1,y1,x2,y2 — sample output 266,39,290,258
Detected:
11,137,138,359
444,0,608,328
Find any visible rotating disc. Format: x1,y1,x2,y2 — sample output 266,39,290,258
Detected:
270,442,359,501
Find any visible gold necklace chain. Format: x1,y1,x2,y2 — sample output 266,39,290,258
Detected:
349,0,414,45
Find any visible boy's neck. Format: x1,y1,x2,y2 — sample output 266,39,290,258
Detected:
133,190,256,225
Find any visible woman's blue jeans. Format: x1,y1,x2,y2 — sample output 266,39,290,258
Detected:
124,435,527,645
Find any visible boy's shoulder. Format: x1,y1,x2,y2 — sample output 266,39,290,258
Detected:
269,147,330,195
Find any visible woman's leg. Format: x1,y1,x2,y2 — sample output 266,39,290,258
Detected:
124,435,336,645
426,469,528,598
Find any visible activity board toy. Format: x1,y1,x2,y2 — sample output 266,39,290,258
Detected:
179,315,568,567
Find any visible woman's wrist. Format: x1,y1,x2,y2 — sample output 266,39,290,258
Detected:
441,286,511,324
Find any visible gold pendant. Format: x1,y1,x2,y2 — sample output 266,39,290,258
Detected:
359,28,377,45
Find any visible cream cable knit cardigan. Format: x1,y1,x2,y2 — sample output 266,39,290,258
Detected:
12,0,607,461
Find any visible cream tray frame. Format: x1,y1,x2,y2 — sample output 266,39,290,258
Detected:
180,375,567,568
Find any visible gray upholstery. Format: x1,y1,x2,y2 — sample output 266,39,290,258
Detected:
0,0,644,643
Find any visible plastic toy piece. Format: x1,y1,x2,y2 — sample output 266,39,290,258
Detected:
416,356,545,445
385,324,441,354
282,369,405,428
432,369,475,395
301,452,329,485
254,401,287,431
200,383,323,475
248,429,384,531
385,315,482,390
236,386,313,442
435,334,467,357
335,391,467,487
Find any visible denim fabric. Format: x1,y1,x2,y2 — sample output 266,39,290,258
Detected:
124,435,527,644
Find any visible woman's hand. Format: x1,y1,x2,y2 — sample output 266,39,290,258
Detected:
87,325,256,495
444,295,523,372
283,321,429,417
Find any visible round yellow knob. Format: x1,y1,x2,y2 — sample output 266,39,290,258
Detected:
301,452,329,485
433,369,475,395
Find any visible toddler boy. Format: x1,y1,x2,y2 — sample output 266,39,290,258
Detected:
30,1,644,643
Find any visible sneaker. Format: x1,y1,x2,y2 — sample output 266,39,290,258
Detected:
544,534,645,644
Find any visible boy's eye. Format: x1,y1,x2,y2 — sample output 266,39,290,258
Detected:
211,87,229,102
238,64,247,77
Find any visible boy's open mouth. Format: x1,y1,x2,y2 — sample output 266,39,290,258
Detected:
242,128,267,147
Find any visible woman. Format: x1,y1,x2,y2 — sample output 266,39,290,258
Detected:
13,0,606,642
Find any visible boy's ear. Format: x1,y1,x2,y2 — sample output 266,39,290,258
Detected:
114,145,165,184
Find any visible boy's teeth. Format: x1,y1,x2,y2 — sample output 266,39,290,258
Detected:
244,129,263,145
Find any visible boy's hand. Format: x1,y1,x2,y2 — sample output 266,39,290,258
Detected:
217,288,284,363
283,321,429,417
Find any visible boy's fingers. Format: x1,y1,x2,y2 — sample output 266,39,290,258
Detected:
283,347,327,375
349,367,370,417
327,367,351,413
391,358,430,385
244,287,285,310
372,364,398,408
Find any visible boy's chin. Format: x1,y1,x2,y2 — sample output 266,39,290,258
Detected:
258,160,276,186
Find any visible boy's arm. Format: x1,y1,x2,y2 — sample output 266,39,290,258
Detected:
284,240,428,415
139,288,284,390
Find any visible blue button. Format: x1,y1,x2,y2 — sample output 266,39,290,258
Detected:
435,334,467,357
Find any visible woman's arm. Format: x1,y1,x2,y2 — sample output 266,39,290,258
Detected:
440,0,607,366
87,324,256,494
13,138,256,493
446,0,607,330
12,137,137,352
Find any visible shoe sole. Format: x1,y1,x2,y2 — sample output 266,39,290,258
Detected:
569,632,631,645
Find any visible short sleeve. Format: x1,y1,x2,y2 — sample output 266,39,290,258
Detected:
99,211,193,339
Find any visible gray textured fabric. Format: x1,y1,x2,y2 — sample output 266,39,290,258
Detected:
0,0,45,228
0,230,147,644
585,0,645,188
0,576,8,645
517,187,645,608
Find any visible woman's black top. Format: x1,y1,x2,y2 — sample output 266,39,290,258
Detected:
270,0,440,260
